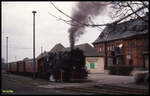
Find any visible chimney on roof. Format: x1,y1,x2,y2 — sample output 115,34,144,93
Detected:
41,46,43,54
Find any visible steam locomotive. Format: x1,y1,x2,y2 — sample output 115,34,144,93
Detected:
7,48,88,82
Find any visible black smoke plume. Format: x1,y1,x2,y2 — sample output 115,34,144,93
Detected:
68,2,108,50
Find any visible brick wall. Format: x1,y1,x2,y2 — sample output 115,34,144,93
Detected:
93,34,149,69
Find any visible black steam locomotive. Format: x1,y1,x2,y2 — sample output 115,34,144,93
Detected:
38,48,88,82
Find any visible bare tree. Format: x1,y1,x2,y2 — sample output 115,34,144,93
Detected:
108,1,149,23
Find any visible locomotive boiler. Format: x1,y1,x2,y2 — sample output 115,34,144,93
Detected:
38,48,88,82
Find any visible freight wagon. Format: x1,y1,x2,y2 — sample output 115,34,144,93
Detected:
8,59,37,76
8,62,17,73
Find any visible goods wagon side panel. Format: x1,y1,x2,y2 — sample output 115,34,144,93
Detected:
13,63,17,72
25,61,29,72
29,60,38,72
8,63,11,72
15,63,17,72
23,61,26,72
24,60,39,73
36,60,38,72
18,61,24,72
21,61,24,72
9,63,12,72
25,60,33,72
30,61,33,72
17,62,19,72
25,61,27,72
17,62,20,72
11,63,14,72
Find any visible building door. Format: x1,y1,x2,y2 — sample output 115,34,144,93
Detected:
107,57,113,67
116,55,124,65
90,62,95,69
144,55,149,70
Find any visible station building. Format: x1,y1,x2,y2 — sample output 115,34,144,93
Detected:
92,14,149,70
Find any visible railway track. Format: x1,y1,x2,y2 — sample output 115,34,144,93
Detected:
94,84,148,95
2,74,148,95
57,84,148,95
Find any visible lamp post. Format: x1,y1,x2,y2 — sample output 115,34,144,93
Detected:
32,10,36,79
6,36,8,73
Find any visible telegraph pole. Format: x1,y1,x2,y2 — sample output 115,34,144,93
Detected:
32,10,36,79
15,56,17,61
41,46,43,54
6,37,8,74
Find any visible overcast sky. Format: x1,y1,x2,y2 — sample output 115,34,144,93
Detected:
2,1,112,62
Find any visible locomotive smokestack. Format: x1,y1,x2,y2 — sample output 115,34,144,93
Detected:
68,2,109,49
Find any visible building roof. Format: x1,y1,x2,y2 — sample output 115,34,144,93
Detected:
36,51,48,59
37,43,103,59
93,14,149,44
61,43,103,57
37,43,65,59
50,43,65,53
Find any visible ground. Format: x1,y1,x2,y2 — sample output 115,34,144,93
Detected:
1,72,149,95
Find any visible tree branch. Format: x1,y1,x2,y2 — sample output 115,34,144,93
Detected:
112,5,146,24
50,2,85,26
127,2,146,22
50,2,147,27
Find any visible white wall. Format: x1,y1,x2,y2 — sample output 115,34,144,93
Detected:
86,57,104,73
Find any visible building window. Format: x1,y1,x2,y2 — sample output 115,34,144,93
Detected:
112,45,115,51
99,48,101,52
110,46,112,51
144,39,148,46
107,47,109,51
129,59,133,65
101,47,103,52
96,48,99,51
128,41,135,47
127,52,132,59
